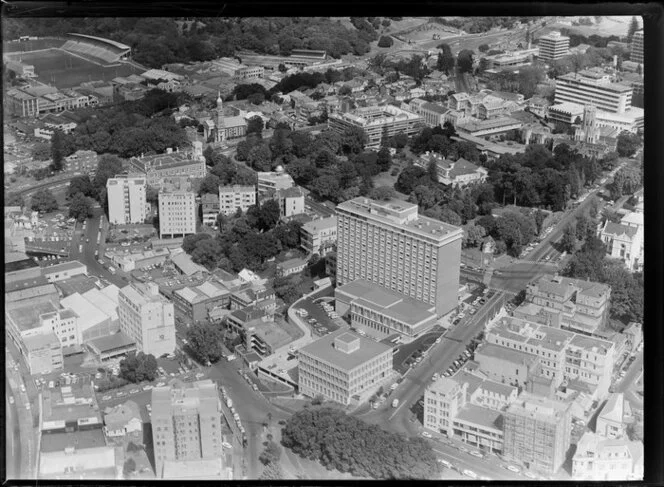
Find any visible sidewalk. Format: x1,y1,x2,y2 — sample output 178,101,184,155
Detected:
6,358,37,479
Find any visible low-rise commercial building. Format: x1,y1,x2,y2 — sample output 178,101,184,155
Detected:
596,392,633,440
172,280,231,324
275,257,307,278
599,219,643,271
60,287,121,342
335,279,438,340
41,260,87,283
416,153,488,187
256,169,295,195
201,193,220,226
275,186,305,218
87,332,137,362
298,330,393,405
103,400,143,444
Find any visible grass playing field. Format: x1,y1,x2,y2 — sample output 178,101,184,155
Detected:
5,47,142,89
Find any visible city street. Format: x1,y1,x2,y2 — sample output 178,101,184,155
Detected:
5,381,21,480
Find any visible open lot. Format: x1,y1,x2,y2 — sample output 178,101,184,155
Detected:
4,48,142,89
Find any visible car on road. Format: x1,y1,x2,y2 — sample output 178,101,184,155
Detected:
116,391,127,397
524,471,538,479
221,442,232,449
421,431,432,439
459,445,469,453
9,396,15,405
434,337,441,344
469,450,484,458
146,404,152,412
142,385,153,391
504,465,520,473
463,469,478,479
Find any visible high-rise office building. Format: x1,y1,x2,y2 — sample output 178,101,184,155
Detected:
158,177,197,238
106,175,147,225
554,70,633,114
630,30,643,65
538,31,570,61
336,197,463,316
151,380,223,478
503,392,572,474
118,281,175,357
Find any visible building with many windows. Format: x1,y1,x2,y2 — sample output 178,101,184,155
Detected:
572,432,643,481
218,184,256,216
554,70,633,114
256,168,295,195
503,392,572,474
336,197,463,316
595,392,633,440
300,216,337,255
328,105,423,149
126,142,206,189
630,30,643,65
423,369,518,454
201,193,220,226
484,316,616,401
158,178,197,239
335,279,438,340
106,175,148,225
538,31,570,61
118,282,175,357
514,274,611,336
598,218,643,271
151,380,224,479
406,99,448,127
298,330,393,405
172,280,231,324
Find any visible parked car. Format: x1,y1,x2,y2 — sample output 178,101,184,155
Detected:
421,431,433,439
463,469,478,479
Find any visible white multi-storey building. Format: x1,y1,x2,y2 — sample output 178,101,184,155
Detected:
630,30,643,65
538,31,570,61
598,218,643,271
573,432,643,481
106,175,148,225
300,216,337,254
218,184,256,216
158,178,197,238
298,330,392,405
336,197,463,316
118,282,176,357
554,70,633,114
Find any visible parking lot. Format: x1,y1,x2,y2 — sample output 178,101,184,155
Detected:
294,298,347,337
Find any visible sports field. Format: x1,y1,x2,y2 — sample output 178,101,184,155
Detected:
5,48,142,89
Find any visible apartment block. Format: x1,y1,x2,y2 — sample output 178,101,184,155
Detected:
275,186,305,218
158,178,197,239
298,330,392,405
172,280,231,324
424,369,518,454
106,175,148,225
503,392,572,474
151,380,224,478
201,193,220,226
599,215,644,271
407,99,448,127
630,30,643,65
485,317,616,401
335,279,438,339
514,274,611,336
554,70,633,114
118,282,176,357
218,184,256,216
336,197,463,316
328,105,423,149
538,31,570,61
300,216,337,255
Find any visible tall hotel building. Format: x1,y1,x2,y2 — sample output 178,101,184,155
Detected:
118,281,176,357
151,380,223,478
328,105,423,149
106,175,148,225
336,197,463,316
554,70,633,114
630,30,644,65
158,177,197,238
537,31,570,61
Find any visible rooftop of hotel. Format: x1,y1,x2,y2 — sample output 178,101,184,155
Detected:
336,279,437,326
300,329,391,372
336,197,462,241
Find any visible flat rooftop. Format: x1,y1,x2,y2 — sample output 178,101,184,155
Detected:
455,404,503,431
475,342,538,367
40,428,106,453
299,329,391,372
336,279,437,326
7,300,59,332
87,332,136,353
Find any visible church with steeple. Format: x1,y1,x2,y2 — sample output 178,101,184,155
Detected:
196,91,247,147
215,91,226,144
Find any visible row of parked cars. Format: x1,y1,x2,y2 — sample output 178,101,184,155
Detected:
221,385,245,448
438,348,473,379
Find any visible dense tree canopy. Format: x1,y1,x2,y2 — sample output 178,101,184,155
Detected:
68,193,94,222
30,189,59,213
186,321,225,363
119,352,158,383
281,407,440,479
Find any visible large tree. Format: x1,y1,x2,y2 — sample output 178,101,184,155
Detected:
186,321,225,363
67,175,97,200
68,193,94,222
119,352,158,383
50,129,65,171
93,154,124,193
340,126,367,155
30,188,59,213
457,49,474,73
